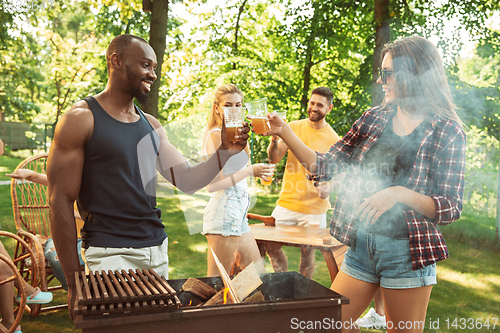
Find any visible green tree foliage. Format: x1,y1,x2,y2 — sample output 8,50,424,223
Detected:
1,1,500,192
464,126,499,216
0,0,154,123
452,25,500,140
0,30,42,121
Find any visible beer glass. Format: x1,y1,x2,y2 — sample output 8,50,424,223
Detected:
246,98,269,135
222,107,246,142
260,163,275,186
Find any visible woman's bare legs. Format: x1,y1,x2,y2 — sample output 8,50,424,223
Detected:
264,243,288,272
206,232,266,277
374,288,385,316
0,258,15,329
0,241,36,294
382,286,432,332
206,234,240,277
330,271,380,333
236,232,266,274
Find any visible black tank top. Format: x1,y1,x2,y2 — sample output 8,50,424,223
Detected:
77,96,166,248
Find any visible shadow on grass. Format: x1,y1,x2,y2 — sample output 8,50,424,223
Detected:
424,236,500,333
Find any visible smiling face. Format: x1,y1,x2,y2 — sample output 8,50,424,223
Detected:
377,53,396,104
307,94,331,122
122,40,157,105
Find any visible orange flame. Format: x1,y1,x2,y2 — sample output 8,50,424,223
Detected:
188,300,192,306
222,287,229,305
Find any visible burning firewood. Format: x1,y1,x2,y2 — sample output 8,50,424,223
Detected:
242,291,265,303
210,248,240,303
181,278,217,301
202,288,227,306
192,248,264,306
231,262,262,301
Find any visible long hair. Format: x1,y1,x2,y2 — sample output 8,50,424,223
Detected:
381,36,463,127
202,84,247,157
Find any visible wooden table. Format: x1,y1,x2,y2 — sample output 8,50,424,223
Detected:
249,223,346,283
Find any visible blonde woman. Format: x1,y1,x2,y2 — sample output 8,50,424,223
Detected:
202,84,271,276
267,36,465,332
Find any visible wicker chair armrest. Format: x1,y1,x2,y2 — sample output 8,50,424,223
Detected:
14,230,47,290
16,230,45,255
0,230,32,250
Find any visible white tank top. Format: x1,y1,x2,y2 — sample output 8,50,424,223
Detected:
204,128,248,191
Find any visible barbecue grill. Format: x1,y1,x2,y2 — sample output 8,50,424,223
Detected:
74,270,349,333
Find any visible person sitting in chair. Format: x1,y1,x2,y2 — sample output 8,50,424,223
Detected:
6,169,85,291
1,140,52,333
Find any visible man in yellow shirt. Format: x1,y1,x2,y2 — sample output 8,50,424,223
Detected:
266,87,341,278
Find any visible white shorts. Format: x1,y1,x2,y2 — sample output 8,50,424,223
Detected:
84,237,169,279
271,206,327,228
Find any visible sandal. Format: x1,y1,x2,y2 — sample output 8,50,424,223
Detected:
15,287,53,304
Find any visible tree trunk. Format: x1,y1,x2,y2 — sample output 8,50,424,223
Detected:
232,0,248,70
497,154,500,248
142,0,169,118
372,0,391,107
300,56,313,117
299,3,320,117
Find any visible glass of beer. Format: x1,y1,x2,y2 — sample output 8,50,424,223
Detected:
261,163,275,186
245,98,269,135
222,107,246,142
273,110,287,122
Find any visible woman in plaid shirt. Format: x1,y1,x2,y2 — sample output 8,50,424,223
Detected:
266,36,465,332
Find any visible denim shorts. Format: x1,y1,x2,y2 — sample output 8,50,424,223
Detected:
44,237,85,291
202,186,251,236
341,228,436,289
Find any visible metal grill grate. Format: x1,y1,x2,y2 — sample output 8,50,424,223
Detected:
74,269,180,315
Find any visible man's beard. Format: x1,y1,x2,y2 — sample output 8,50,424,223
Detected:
127,67,149,105
308,110,325,122
133,89,149,105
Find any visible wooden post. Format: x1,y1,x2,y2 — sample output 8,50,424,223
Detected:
496,154,500,248
142,0,152,13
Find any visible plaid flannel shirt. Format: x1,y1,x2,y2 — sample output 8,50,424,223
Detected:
316,105,466,270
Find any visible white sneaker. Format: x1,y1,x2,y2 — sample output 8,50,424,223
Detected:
356,307,386,329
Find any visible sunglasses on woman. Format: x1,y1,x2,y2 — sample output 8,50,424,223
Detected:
377,68,393,85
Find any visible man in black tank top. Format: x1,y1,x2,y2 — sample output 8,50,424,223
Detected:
47,34,251,318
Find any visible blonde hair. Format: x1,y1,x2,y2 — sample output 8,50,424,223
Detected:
202,84,248,157
381,36,463,127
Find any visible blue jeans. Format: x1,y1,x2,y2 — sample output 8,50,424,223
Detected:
341,228,437,289
202,187,251,236
44,238,84,291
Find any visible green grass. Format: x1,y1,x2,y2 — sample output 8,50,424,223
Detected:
439,207,498,250
1,154,499,332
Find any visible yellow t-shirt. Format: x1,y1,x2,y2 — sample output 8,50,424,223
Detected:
276,119,341,214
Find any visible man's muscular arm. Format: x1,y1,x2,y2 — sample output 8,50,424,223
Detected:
47,101,92,318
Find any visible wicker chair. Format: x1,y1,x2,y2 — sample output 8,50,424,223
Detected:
10,153,69,316
0,231,30,333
